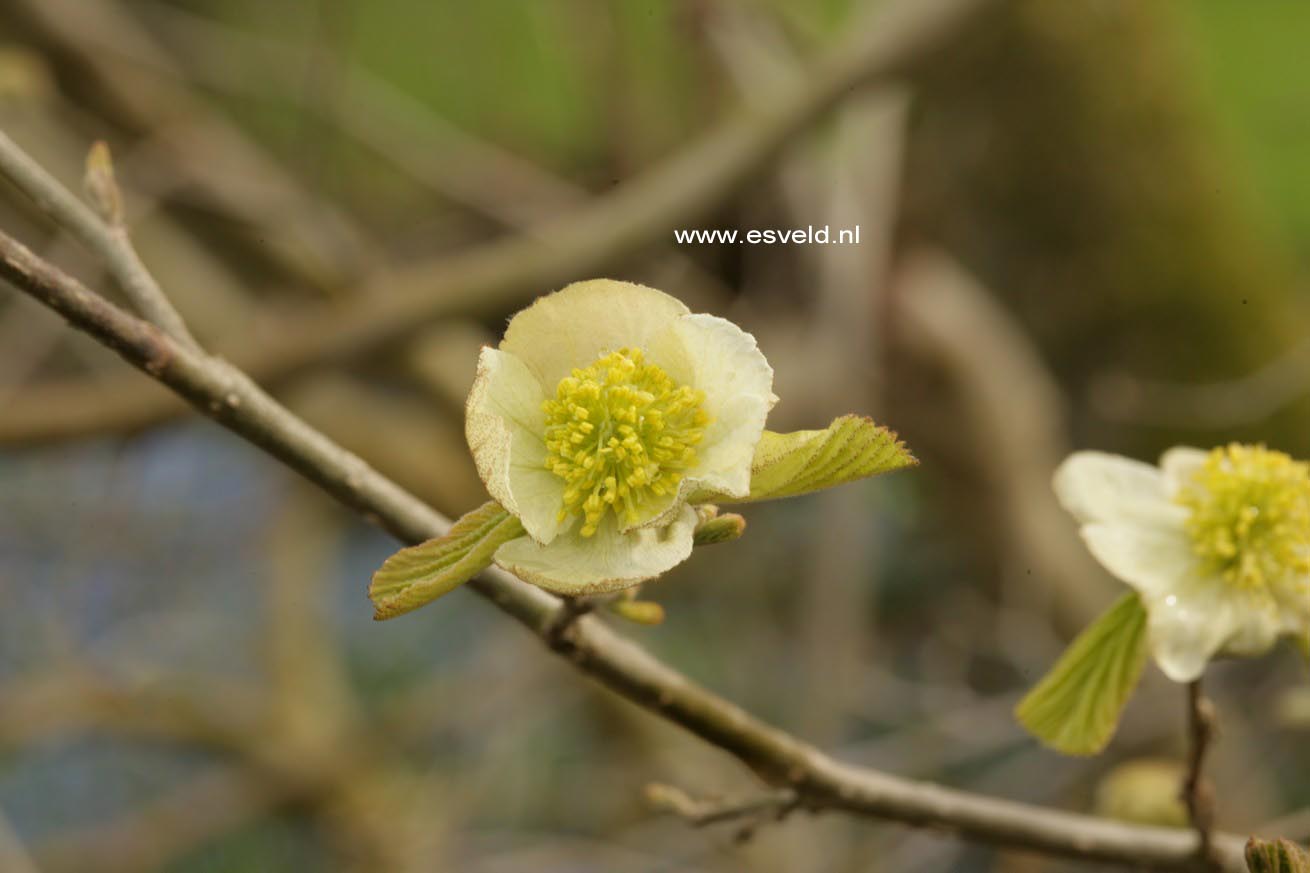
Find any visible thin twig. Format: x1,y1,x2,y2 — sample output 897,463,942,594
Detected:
0,223,1250,871
645,782,801,836
0,130,196,346
1183,678,1219,869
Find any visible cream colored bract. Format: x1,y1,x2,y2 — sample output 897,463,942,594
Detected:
466,279,774,595
1054,445,1310,682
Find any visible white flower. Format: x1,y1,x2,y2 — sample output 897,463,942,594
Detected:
466,279,774,595
1054,445,1310,682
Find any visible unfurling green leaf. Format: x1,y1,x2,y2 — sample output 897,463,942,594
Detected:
84,140,123,225
1246,837,1310,872
720,415,915,504
1015,593,1149,756
692,505,747,546
370,501,523,620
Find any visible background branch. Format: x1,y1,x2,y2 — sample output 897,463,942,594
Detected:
645,782,801,829
0,0,986,447
1092,338,1310,429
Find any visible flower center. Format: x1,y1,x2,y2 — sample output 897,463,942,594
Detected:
1176,444,1310,590
542,348,709,537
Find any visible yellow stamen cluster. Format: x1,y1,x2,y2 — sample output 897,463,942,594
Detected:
1176,444,1310,590
543,348,709,537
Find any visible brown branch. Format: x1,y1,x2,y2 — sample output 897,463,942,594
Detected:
0,214,1250,870
0,0,987,446
1183,679,1220,870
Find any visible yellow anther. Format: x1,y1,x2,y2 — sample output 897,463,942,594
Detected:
1176,444,1310,590
541,348,710,537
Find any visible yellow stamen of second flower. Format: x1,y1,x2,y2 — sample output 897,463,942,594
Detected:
1176,444,1310,590
543,348,709,537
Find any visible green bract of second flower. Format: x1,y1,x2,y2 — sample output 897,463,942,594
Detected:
465,279,775,596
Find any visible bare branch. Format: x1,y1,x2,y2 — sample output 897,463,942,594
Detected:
0,220,1249,871
0,130,196,346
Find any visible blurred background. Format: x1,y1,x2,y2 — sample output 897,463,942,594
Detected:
2,0,1310,870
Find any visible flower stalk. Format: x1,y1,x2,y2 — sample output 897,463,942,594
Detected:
1184,678,1219,868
